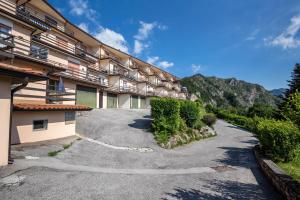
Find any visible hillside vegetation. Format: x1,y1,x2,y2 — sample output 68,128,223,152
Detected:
181,74,278,109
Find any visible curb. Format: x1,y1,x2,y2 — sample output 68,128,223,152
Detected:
253,145,300,200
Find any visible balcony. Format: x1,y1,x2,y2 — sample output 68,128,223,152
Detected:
32,34,98,64
0,31,14,58
16,5,52,31
59,68,108,87
110,68,137,81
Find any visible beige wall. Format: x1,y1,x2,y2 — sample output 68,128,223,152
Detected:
14,81,47,104
102,91,108,109
11,111,75,144
0,77,11,166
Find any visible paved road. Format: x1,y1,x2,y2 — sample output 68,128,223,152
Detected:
0,109,280,200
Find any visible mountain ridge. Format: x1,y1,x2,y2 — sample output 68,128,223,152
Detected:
180,74,279,108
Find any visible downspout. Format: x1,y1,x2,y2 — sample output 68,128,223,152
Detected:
8,77,29,164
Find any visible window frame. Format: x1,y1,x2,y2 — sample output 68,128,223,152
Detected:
33,119,48,131
65,111,75,125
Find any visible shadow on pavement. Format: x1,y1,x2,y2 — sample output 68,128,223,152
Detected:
161,179,280,200
128,118,152,130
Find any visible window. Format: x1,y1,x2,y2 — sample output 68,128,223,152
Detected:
45,15,57,27
33,120,48,131
0,23,12,48
65,112,75,125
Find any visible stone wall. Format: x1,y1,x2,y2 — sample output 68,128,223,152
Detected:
253,145,300,200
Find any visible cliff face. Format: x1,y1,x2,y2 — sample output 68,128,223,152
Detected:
181,74,278,108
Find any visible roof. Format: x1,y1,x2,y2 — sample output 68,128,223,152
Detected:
13,103,92,111
0,62,47,78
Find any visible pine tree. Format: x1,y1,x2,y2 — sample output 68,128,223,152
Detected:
285,63,300,97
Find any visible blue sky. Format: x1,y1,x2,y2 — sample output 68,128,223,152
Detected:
49,0,300,90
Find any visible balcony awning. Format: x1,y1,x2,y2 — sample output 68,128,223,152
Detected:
13,103,92,111
0,62,47,79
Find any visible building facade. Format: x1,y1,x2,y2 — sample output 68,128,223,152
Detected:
0,0,187,166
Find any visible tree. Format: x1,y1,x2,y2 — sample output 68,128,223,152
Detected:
247,103,275,119
281,91,300,128
285,63,300,97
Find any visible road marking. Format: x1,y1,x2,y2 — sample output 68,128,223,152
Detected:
76,134,154,153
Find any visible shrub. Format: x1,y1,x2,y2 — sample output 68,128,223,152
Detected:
247,103,275,119
180,100,200,127
257,119,300,162
193,118,205,130
281,91,300,128
150,98,181,138
202,113,217,127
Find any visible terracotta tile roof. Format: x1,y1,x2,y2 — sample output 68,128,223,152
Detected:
0,63,47,77
13,103,92,111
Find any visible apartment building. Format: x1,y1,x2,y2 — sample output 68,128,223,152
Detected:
0,0,187,166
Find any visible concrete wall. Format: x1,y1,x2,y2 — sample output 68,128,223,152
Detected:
0,77,11,166
118,94,130,109
11,111,75,144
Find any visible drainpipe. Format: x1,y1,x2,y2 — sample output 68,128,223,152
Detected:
8,77,29,164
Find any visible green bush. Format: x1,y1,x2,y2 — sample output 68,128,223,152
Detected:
202,113,217,127
257,119,300,162
150,98,181,138
193,118,205,130
281,91,300,128
247,103,275,119
180,100,200,127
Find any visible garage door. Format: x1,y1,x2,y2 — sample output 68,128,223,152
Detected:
107,93,118,108
76,85,97,108
140,97,146,109
131,95,139,109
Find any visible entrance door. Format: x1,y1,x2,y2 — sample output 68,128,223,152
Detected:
131,95,139,109
140,97,146,109
107,93,118,108
76,85,97,108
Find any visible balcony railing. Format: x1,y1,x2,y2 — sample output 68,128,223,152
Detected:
0,30,15,50
16,5,52,31
32,34,98,63
59,67,108,87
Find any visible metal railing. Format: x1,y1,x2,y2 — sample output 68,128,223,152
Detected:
32,34,98,63
59,67,108,87
0,30,15,50
16,5,52,31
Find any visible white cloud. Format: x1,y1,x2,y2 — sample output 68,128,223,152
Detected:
146,56,173,69
246,29,259,41
147,56,160,65
69,0,97,21
158,61,174,69
133,40,143,54
78,23,89,32
133,21,167,54
266,15,300,49
191,64,202,73
134,21,157,40
94,27,129,53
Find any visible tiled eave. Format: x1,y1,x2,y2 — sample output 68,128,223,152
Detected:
13,103,92,111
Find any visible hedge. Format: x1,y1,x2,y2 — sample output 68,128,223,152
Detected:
150,98,181,137
180,100,201,128
215,109,300,162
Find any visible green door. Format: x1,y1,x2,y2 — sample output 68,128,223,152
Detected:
131,95,139,109
140,97,146,109
76,85,97,108
107,93,118,108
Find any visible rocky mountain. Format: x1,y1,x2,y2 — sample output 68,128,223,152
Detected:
270,88,286,97
180,74,279,108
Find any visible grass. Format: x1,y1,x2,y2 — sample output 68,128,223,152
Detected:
48,150,61,157
277,161,300,183
48,142,74,157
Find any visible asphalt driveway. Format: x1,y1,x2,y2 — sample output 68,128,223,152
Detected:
0,109,280,200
